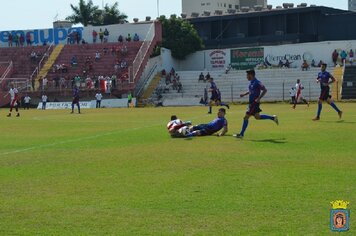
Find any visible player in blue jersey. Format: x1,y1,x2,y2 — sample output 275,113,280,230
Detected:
234,69,278,139
71,86,81,114
207,78,229,114
186,108,228,137
313,63,342,121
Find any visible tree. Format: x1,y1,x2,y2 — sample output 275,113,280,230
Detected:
66,0,127,26
102,2,128,25
159,15,204,60
66,0,99,26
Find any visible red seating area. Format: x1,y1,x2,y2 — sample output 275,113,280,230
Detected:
0,46,50,79
46,42,143,88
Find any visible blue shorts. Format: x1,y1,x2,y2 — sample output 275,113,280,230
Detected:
246,102,262,116
319,86,331,101
192,124,215,136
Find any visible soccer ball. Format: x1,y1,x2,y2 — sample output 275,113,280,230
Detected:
179,126,190,136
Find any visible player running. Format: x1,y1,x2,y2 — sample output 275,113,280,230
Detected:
207,77,229,114
186,108,228,137
167,115,192,138
292,79,309,109
71,86,81,114
6,83,20,117
234,69,278,139
313,63,342,121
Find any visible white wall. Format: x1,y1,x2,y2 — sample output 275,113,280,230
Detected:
159,40,356,72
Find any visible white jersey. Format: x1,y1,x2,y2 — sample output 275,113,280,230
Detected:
167,119,183,133
295,83,304,96
24,96,31,103
42,95,48,102
95,93,103,101
9,88,18,101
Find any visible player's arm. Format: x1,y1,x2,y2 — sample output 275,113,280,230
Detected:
240,91,249,97
255,85,267,103
217,125,228,137
328,75,336,85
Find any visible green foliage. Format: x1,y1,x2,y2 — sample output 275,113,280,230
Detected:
66,0,127,26
159,15,204,60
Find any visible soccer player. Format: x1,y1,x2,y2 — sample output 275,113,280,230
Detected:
293,79,309,109
167,115,192,138
95,91,102,108
313,63,342,121
207,77,229,114
7,84,20,117
234,69,278,139
186,108,228,137
71,86,81,114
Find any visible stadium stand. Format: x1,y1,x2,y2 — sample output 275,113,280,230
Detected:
342,66,356,99
148,68,333,106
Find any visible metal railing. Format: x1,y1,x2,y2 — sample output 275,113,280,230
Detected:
129,23,156,83
29,43,54,89
135,63,158,97
0,61,13,80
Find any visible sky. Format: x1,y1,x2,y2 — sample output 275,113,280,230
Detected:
0,0,348,30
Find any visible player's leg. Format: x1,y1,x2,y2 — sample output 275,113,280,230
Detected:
313,99,323,121
218,100,230,109
327,98,342,119
208,100,214,114
15,101,20,117
71,101,75,113
235,114,251,138
77,102,81,113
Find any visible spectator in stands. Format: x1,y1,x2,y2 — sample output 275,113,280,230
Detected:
26,32,32,46
205,72,211,81
92,30,98,43
301,60,310,71
225,64,232,74
54,76,60,88
74,75,81,88
165,74,171,85
95,51,101,61
198,72,205,82
120,45,128,56
278,60,284,68
284,59,291,68
71,56,78,67
81,39,87,44
311,59,317,67
172,77,178,90
126,33,132,42
8,34,13,47
349,49,354,65
170,67,175,76
332,49,339,66
103,47,109,54
13,34,19,47
30,51,37,61
120,59,128,69
161,69,166,77
118,35,123,43
41,94,48,110
340,50,347,65
104,28,109,42
19,34,25,46
99,28,104,43
114,62,120,73
111,75,117,88
317,60,324,67
133,33,139,41
177,81,183,93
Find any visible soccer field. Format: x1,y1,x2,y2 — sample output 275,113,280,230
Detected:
0,103,355,235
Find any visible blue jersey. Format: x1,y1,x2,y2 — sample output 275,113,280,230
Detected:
248,78,265,104
210,81,217,91
317,71,332,88
73,88,80,99
207,117,228,132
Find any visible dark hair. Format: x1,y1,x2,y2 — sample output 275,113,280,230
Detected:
171,115,177,121
322,63,327,68
219,108,226,113
246,69,256,76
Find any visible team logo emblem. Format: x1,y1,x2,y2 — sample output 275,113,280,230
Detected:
330,200,350,232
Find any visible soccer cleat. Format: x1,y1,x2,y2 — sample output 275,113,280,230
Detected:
338,111,343,119
226,104,230,109
7,113,11,117
16,113,20,117
70,111,74,114
233,134,244,139
312,117,320,121
207,112,212,114
273,115,279,125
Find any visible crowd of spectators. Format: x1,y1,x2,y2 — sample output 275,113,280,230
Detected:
91,28,141,44
332,49,354,66
156,68,182,95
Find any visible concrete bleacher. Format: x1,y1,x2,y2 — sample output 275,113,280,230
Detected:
0,45,50,79
45,42,143,88
155,68,331,106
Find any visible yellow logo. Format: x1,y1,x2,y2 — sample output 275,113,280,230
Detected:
331,200,350,210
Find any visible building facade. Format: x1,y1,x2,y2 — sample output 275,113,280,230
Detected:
349,0,356,11
182,0,267,16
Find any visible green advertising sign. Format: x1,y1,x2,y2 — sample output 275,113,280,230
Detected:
231,47,264,70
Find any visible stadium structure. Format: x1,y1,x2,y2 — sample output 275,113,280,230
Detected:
0,4,356,109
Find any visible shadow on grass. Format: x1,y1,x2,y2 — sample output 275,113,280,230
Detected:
322,120,356,124
249,138,287,144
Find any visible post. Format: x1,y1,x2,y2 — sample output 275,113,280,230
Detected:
282,81,285,102
308,82,311,102
157,0,160,17
231,83,233,103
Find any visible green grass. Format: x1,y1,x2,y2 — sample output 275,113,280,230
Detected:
0,103,355,235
